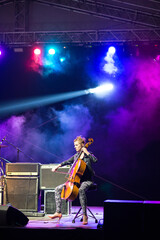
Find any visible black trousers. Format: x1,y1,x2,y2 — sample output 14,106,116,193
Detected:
55,180,93,215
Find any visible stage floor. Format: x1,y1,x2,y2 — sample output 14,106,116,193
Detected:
1,206,104,239
27,206,103,229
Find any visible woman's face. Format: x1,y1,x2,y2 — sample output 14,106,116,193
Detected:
74,140,83,152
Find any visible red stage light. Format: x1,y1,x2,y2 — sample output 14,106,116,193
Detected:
34,48,41,55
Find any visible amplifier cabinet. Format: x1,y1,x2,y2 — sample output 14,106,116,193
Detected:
6,163,40,176
44,190,71,215
40,164,70,189
4,176,40,212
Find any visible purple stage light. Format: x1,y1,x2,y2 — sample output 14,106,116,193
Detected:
103,46,117,74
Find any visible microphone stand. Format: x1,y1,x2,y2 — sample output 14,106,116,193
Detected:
0,157,10,164
3,138,34,162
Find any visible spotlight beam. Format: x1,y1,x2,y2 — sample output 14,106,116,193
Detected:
0,90,86,116
0,83,114,116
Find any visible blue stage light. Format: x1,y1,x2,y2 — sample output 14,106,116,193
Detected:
48,48,56,55
60,57,65,62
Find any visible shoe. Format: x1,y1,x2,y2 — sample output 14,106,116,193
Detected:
82,215,88,225
48,212,62,221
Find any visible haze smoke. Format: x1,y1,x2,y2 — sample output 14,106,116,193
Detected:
0,104,93,163
101,58,160,178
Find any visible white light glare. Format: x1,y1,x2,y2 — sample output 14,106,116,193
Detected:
34,48,41,55
108,46,116,55
49,48,56,55
88,83,114,94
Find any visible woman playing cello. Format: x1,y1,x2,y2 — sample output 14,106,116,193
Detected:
49,136,98,225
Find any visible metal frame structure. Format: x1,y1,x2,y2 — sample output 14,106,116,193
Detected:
34,0,160,28
14,0,29,32
1,0,160,45
1,28,160,46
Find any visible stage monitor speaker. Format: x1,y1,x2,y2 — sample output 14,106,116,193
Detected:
40,164,70,189
143,200,160,235
6,163,40,176
44,190,71,215
104,200,160,238
104,200,144,238
0,205,29,226
4,176,40,212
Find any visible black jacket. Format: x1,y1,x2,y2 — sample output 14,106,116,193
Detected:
61,152,98,181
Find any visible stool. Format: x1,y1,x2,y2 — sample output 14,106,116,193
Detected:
72,183,98,223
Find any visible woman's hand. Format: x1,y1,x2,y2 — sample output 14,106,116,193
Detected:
52,164,61,172
81,147,90,156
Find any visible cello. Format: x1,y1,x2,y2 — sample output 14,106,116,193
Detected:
61,138,94,201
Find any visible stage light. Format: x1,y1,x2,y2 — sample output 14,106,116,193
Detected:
108,46,116,55
48,48,56,55
0,50,2,56
34,48,41,55
103,46,117,74
60,57,65,62
87,83,114,95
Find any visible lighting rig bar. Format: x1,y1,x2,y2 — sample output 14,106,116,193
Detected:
1,29,160,46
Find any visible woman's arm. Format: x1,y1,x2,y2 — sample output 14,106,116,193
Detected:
81,147,98,163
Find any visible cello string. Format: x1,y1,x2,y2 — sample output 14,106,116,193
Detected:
67,151,82,175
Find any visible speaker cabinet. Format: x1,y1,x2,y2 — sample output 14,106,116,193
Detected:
104,200,144,238
143,200,160,235
40,164,70,189
0,205,29,226
6,163,40,176
44,190,71,215
4,176,40,212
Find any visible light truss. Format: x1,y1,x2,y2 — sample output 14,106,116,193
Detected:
34,0,160,28
1,29,160,46
0,0,12,6
14,0,29,32
1,1,160,45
